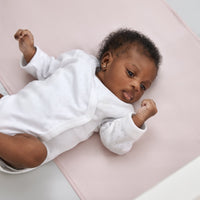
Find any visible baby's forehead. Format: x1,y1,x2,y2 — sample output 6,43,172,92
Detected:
114,44,157,67
113,43,144,56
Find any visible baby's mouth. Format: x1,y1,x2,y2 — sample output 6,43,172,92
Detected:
122,90,134,102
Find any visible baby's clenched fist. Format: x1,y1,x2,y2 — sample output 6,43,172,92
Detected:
132,99,157,128
14,29,36,63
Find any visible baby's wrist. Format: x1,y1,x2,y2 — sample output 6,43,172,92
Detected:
23,47,36,63
132,113,145,128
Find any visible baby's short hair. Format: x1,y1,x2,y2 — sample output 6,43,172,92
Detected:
97,28,162,69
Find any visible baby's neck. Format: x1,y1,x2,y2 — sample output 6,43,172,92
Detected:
95,69,104,84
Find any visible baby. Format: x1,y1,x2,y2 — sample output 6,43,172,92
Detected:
0,28,161,173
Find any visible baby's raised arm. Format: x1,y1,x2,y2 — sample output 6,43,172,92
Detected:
14,29,36,63
132,99,157,128
14,30,67,80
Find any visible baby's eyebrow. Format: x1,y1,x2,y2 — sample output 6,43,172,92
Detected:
128,64,139,71
131,64,139,69
142,80,152,87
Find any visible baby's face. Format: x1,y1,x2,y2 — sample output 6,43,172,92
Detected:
97,46,157,104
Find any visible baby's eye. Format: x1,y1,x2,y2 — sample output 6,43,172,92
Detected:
127,69,135,77
140,83,146,91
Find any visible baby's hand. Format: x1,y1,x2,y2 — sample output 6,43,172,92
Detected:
14,29,36,63
132,99,158,127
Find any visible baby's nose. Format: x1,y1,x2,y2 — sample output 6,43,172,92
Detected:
131,80,140,92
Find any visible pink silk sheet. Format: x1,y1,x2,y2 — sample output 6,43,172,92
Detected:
1,0,200,199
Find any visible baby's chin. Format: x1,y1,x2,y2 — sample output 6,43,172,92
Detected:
123,99,137,104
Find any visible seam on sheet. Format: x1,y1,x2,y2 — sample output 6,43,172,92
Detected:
161,0,200,45
54,158,87,200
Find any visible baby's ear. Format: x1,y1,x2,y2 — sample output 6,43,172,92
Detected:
101,51,113,67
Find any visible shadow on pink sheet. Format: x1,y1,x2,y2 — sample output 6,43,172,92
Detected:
0,0,200,199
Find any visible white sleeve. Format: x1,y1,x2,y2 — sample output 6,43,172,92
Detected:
20,46,71,80
99,113,147,155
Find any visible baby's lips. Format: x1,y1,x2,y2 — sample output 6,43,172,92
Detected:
122,90,134,101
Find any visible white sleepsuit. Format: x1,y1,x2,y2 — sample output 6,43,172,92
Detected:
0,47,146,173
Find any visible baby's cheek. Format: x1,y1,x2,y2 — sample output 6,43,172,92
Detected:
135,92,143,102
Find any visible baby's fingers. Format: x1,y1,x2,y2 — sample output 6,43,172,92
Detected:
141,99,156,107
14,29,23,40
141,99,158,114
14,29,32,40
